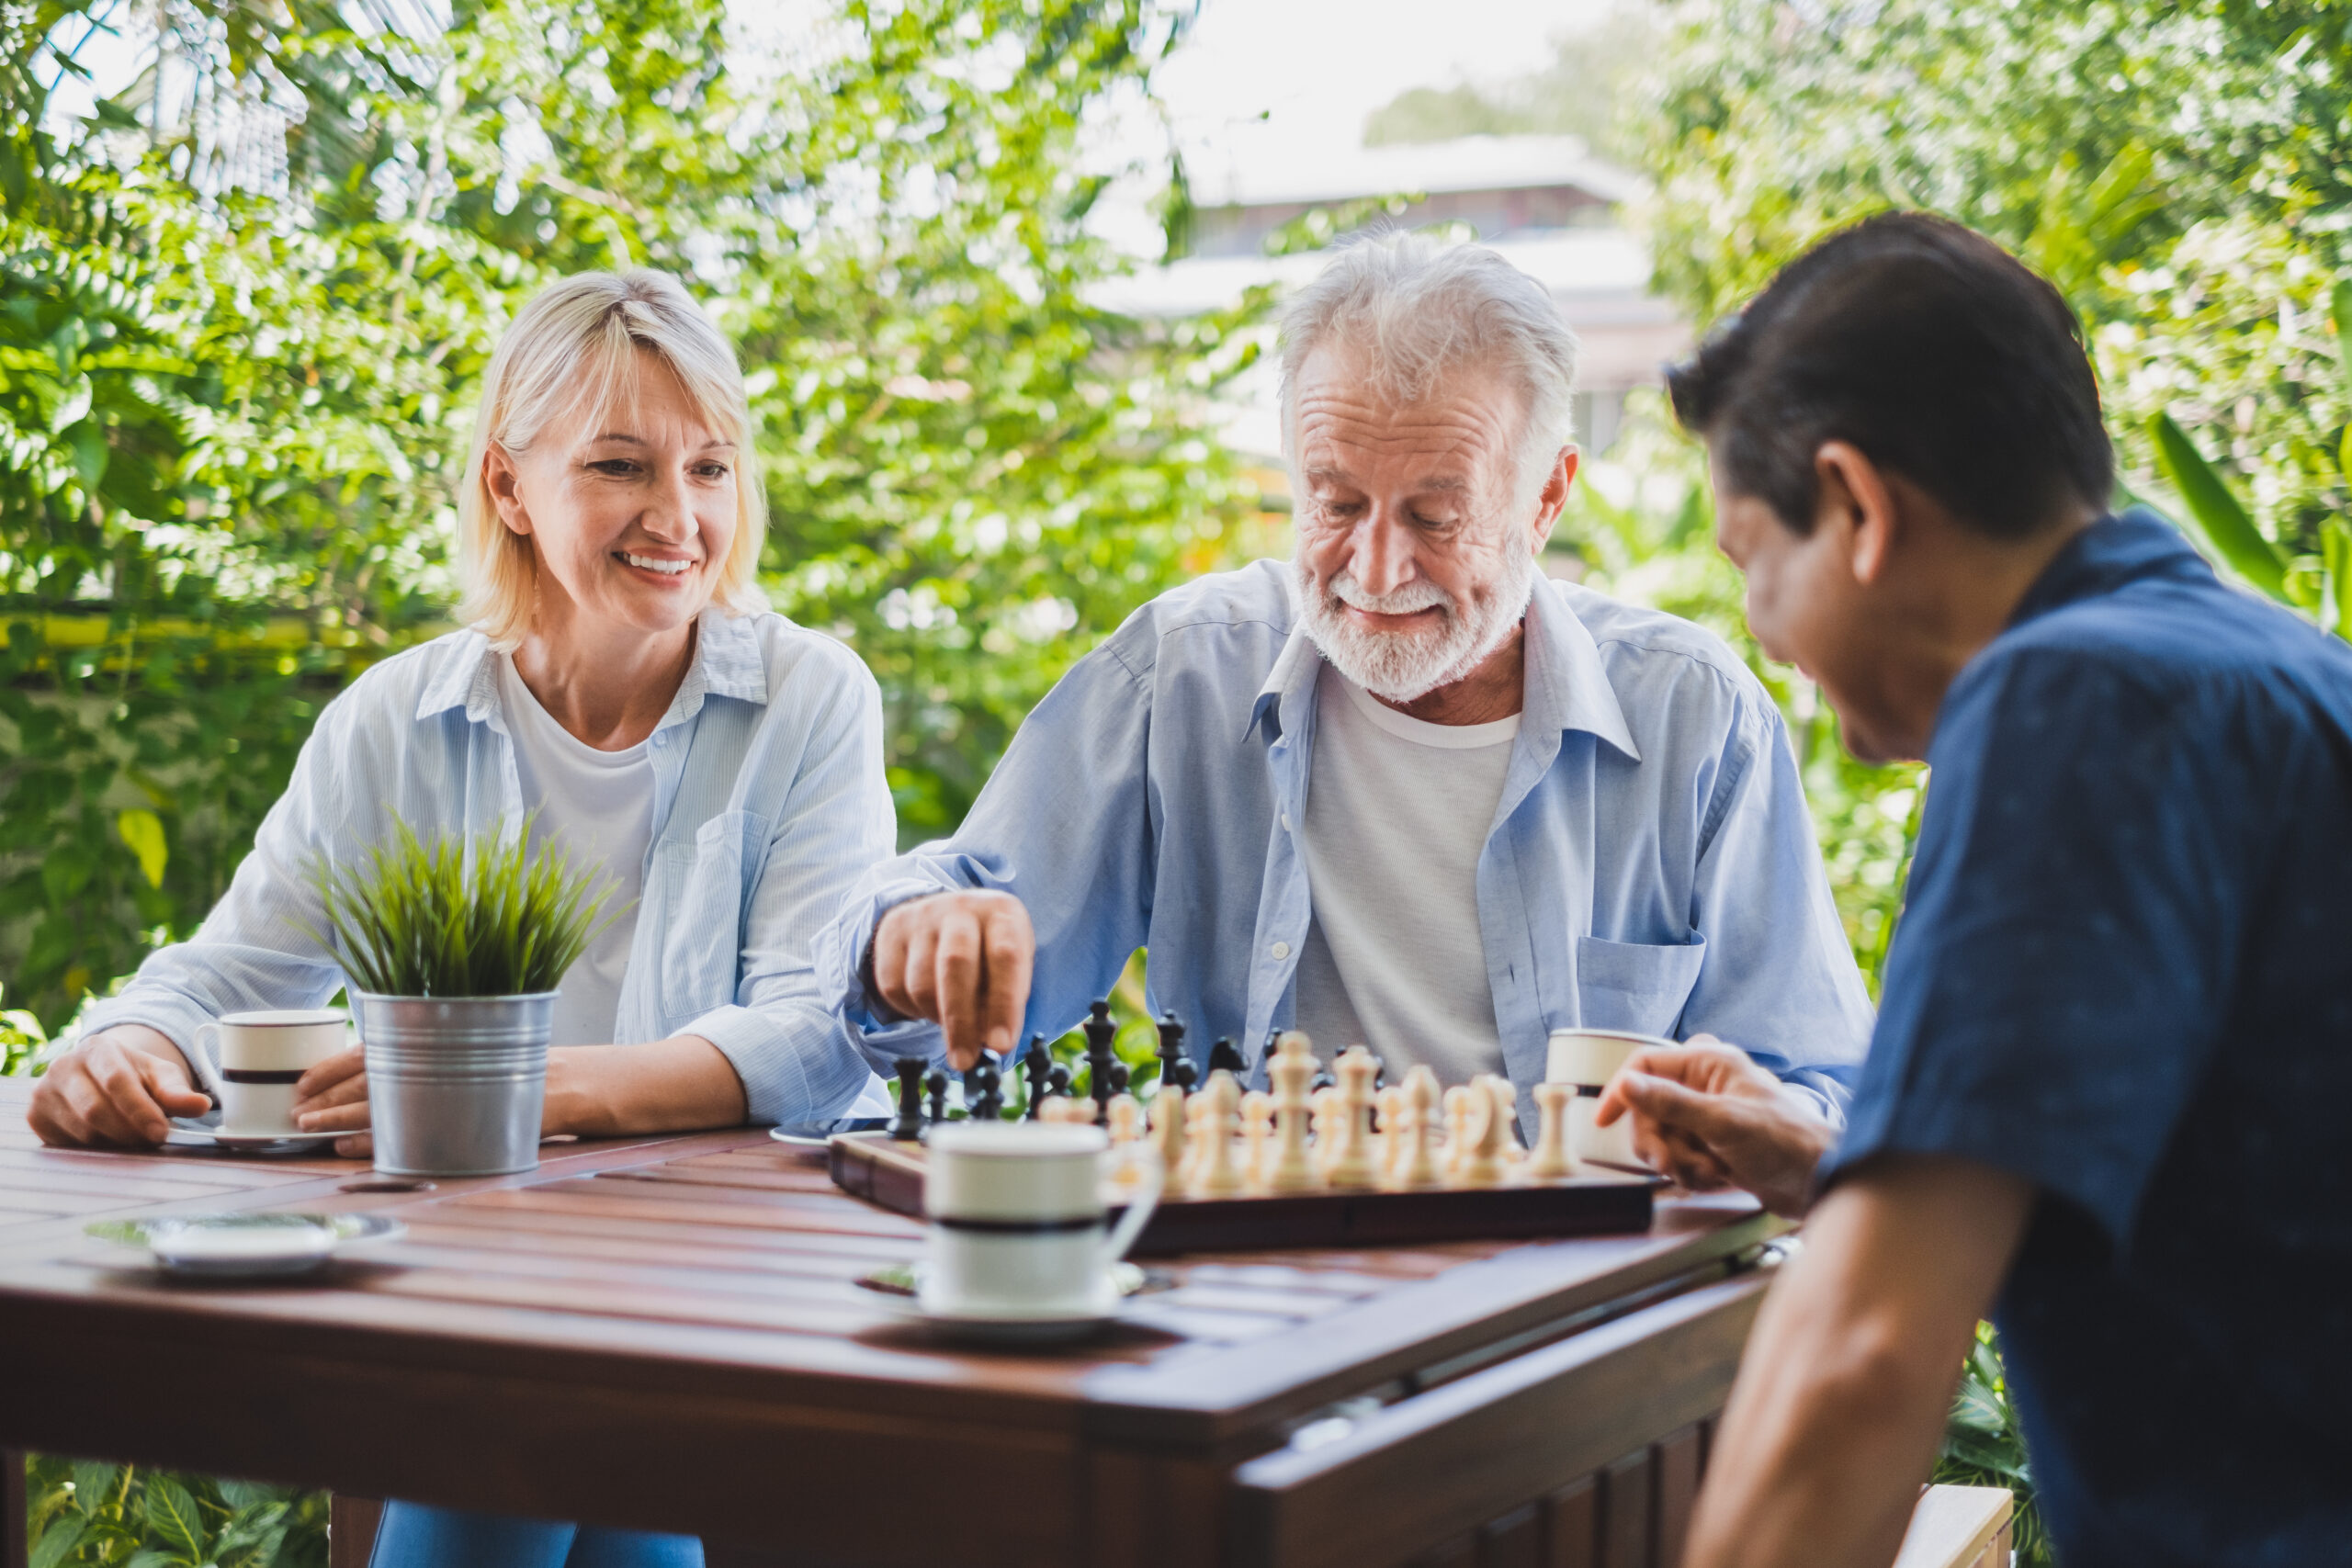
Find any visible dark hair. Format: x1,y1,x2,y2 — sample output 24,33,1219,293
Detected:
1666,212,2111,538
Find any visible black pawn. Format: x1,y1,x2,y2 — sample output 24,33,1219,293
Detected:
1047,1064,1071,1102
925,1068,949,1125
1082,999,1118,1121
1106,1060,1129,1096
967,1050,1004,1122
1208,1035,1248,1078
889,1056,928,1142
1020,1035,1053,1120
1154,1010,1188,1095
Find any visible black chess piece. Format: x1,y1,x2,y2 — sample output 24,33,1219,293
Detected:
1047,1063,1071,1101
924,1068,949,1125
1082,999,1118,1120
1208,1036,1248,1078
1106,1060,1129,1096
1153,1011,1188,1095
889,1056,927,1142
967,1050,1004,1122
1020,1035,1052,1120
1166,1054,1198,1093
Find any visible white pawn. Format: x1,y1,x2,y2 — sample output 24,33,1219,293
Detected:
1105,1093,1144,1145
1309,1085,1342,1179
1193,1069,1247,1197
1441,1085,1476,1182
1395,1066,1444,1188
1240,1089,1276,1190
1375,1085,1408,1184
1456,1082,1506,1187
1266,1031,1320,1192
1150,1083,1189,1193
1528,1080,1576,1179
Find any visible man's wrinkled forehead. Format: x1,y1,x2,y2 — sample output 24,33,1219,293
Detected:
1289,345,1522,488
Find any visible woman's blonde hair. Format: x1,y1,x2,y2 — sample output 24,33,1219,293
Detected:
458,269,768,648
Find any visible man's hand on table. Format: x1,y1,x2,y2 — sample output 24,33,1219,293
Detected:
1594,1037,1835,1217
28,1026,213,1147
868,890,1035,1069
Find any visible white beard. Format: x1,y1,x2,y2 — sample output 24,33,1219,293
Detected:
1294,545,1536,705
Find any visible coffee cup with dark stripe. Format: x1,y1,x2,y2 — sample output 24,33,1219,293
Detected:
198,1010,348,1137
919,1122,1160,1319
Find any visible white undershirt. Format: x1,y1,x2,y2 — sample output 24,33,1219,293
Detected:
1293,660,1519,1085
496,655,654,1047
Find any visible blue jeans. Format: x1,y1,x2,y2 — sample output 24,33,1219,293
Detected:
368,1502,705,1568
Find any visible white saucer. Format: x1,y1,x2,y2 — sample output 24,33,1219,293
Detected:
87,1211,405,1279
856,1261,1148,1344
167,1122,351,1156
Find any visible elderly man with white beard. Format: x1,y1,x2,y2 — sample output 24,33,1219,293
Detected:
814,236,1871,1136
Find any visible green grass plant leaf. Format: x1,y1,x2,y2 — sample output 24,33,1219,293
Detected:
2325,521,2352,642
2149,413,2290,603
308,821,616,998
2332,279,2352,406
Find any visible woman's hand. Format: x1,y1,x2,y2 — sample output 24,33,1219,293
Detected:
293,1044,373,1158
28,1026,213,1147
1593,1036,1835,1217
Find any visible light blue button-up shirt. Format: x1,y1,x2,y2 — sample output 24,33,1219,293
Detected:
85,607,898,1128
815,560,1872,1131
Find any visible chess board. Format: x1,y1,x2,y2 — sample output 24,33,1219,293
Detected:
828,1134,1659,1256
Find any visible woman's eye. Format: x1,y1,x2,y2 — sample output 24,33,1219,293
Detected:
693,463,730,480
589,459,639,477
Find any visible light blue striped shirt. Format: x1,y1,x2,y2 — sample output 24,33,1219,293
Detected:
815,561,1873,1133
85,606,898,1127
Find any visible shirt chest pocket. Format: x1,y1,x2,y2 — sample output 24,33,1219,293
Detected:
1575,934,1706,1039
654,809,772,1021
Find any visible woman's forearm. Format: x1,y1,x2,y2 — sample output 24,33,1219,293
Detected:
544,1035,749,1136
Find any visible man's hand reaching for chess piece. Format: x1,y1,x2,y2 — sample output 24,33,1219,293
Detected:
1593,1037,1835,1217
868,891,1035,1070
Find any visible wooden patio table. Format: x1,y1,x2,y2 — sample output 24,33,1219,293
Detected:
0,1076,1789,1568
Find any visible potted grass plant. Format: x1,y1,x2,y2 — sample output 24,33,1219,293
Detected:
311,824,612,1177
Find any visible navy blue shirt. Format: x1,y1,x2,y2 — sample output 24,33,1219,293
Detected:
1826,510,2352,1568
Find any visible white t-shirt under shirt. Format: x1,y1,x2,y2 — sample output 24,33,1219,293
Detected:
1293,660,1519,1085
496,655,653,1047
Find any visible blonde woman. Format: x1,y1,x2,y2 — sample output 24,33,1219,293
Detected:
29,271,897,1565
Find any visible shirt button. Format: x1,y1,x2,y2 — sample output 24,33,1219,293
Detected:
1280,812,1293,830
1270,941,1292,961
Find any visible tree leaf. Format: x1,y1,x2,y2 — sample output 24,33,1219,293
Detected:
30,1515,88,1568
117,808,168,889
70,1461,121,1512
2147,413,2290,602
141,1474,208,1561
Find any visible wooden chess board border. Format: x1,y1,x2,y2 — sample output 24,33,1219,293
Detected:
827,1134,1659,1255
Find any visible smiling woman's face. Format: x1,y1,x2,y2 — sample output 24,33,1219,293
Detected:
487,351,738,643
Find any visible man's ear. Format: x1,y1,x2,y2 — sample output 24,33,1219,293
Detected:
483,441,533,537
1527,446,1578,551
1813,442,1899,584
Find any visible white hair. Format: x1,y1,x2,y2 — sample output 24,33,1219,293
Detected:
1276,233,1581,502
458,269,767,649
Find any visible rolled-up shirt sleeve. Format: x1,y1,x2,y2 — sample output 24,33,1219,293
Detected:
684,649,899,1125
1674,683,1875,1119
78,683,398,1105
812,626,1159,1063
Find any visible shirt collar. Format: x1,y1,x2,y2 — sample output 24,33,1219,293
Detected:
415,605,769,729
1248,575,1640,761
2008,506,2218,628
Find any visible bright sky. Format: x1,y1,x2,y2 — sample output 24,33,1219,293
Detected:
1155,0,1614,177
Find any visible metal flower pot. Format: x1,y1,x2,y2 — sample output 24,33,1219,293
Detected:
355,992,557,1177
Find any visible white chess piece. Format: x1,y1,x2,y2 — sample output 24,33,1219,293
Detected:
1150,1082,1189,1195
1528,1080,1576,1179
1391,1066,1444,1188
1479,1075,1527,1163
1455,1081,1505,1186
1375,1085,1408,1184
1194,1069,1246,1197
1441,1086,1475,1182
1105,1093,1144,1145
1309,1085,1342,1179
1266,1031,1320,1191
1326,1047,1380,1189
1240,1089,1275,1190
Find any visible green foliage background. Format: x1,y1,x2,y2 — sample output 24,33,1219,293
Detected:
0,0,1256,1032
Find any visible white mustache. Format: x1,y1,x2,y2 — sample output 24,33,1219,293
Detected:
1327,572,1453,618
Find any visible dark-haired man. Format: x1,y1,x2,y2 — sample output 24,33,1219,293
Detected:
1621,211,2352,1568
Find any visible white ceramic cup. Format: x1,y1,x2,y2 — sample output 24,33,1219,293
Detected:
1545,1027,1677,1171
919,1122,1161,1318
198,1010,348,1136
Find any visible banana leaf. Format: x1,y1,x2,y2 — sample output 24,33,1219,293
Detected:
2148,413,2290,603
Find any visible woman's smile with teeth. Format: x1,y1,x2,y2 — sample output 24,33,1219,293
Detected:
619,552,694,574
